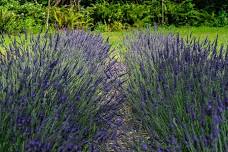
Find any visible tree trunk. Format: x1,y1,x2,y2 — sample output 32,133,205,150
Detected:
55,0,62,6
46,0,51,28
161,0,164,25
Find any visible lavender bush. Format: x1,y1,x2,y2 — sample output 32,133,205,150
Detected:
0,30,115,151
125,32,228,151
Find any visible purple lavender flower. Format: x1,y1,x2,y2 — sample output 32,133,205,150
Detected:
114,117,123,127
224,98,228,109
211,113,222,138
141,143,148,151
31,91,36,98
104,83,112,92
205,101,213,116
25,139,52,152
16,115,31,134
157,147,163,152
94,128,109,143
186,105,197,120
60,95,67,102
58,143,80,152
75,95,80,101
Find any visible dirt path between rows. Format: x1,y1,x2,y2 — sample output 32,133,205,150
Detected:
102,61,150,152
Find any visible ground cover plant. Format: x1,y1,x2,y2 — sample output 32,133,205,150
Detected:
0,30,120,151
125,31,228,151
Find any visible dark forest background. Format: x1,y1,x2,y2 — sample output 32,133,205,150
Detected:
0,0,228,33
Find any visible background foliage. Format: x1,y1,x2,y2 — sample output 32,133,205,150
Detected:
0,0,227,33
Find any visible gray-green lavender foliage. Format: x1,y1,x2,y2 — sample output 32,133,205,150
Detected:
0,30,120,151
125,31,228,151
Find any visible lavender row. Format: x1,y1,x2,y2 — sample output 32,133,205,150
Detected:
0,30,118,152
125,32,228,151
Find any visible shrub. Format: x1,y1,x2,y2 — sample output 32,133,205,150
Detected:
50,6,93,30
0,30,116,151
125,31,228,151
0,1,45,33
89,3,157,31
212,10,228,27
0,7,16,33
165,0,210,26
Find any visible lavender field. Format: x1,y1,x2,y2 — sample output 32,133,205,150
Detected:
0,29,227,152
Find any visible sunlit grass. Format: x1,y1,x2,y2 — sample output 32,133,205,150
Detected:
159,26,228,45
1,27,228,56
101,26,228,60
103,26,228,46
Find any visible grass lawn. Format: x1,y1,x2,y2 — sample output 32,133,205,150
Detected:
1,26,228,55
102,26,228,60
102,26,228,46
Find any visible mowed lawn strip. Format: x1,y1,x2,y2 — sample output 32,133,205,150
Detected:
102,26,228,48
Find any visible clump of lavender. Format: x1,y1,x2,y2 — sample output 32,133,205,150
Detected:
125,32,228,151
0,30,116,151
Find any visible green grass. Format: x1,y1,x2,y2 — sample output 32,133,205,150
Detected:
102,26,228,46
1,26,228,55
160,26,228,45
101,26,228,60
